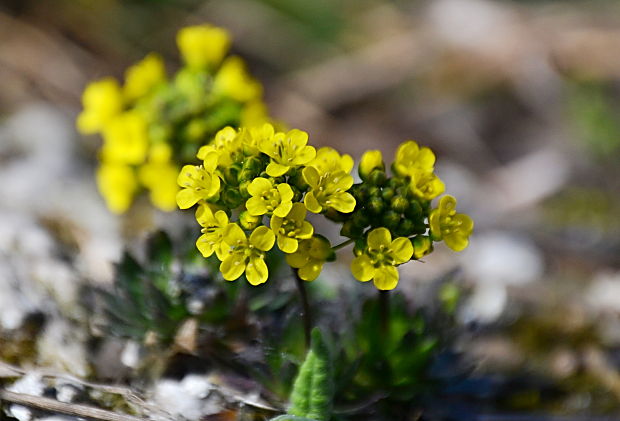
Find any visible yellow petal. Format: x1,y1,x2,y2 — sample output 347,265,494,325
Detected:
266,162,290,177
220,254,246,281
391,237,414,264
246,256,269,285
367,227,391,249
373,265,399,290
247,177,272,197
298,261,322,281
277,235,298,254
249,226,275,251
351,255,374,282
329,192,356,213
304,192,322,213
302,166,320,189
176,188,199,209
196,234,215,257
273,201,293,218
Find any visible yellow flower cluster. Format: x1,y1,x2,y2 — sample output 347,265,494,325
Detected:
178,124,355,285
345,140,473,290
77,24,269,214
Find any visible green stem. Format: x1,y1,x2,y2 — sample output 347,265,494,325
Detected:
293,269,313,349
332,238,354,251
378,289,390,338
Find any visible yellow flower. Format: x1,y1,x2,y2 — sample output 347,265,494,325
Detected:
409,169,445,201
197,126,243,167
176,151,221,209
76,78,123,134
245,177,294,217
177,24,230,69
219,224,275,285
393,140,436,177
195,204,231,260
302,166,356,214
308,147,354,175
123,53,166,101
101,111,149,165
96,163,138,214
351,227,413,290
270,203,314,253
429,195,473,252
138,144,178,211
286,235,333,281
358,150,384,181
259,129,316,177
213,56,262,103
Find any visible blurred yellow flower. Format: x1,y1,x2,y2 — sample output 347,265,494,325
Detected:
245,177,294,217
177,24,230,69
286,235,333,281
220,224,275,285
429,195,473,252
270,203,314,253
101,111,149,165
213,56,262,103
96,163,138,214
77,78,123,134
302,166,355,214
259,129,316,177
123,53,166,101
351,227,413,290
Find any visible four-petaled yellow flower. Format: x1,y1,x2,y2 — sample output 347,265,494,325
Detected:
429,195,473,252
176,151,221,209
302,166,356,214
195,204,231,260
270,203,314,253
246,177,294,217
220,224,275,285
351,228,414,291
307,147,354,175
286,235,334,281
393,140,436,177
77,78,124,135
213,56,262,103
259,129,316,177
177,24,230,70
409,169,445,201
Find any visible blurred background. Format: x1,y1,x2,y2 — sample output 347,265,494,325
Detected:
1,0,620,417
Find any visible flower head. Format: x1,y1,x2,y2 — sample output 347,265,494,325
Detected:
220,224,275,285
393,140,436,177
286,235,334,281
429,195,473,252
351,227,413,290
96,163,138,214
176,151,221,209
123,53,166,101
271,203,314,253
245,177,294,217
259,129,316,177
77,78,123,134
195,205,231,260
177,24,230,69
302,166,355,214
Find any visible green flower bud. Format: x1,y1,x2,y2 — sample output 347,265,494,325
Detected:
350,184,368,202
237,169,255,184
291,185,303,202
368,169,387,187
396,219,416,237
289,167,309,191
341,220,363,238
352,211,370,229
239,211,262,230
382,210,400,230
222,188,243,208
238,180,251,199
359,150,385,181
223,163,242,186
368,186,381,198
413,222,427,235
381,187,395,202
391,196,409,213
411,235,433,259
368,197,385,215
242,156,263,175
405,200,423,219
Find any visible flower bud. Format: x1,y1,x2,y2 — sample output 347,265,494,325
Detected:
411,235,433,259
222,188,243,208
368,197,385,215
396,219,415,237
352,211,370,229
242,156,263,175
239,211,261,230
289,167,308,191
223,164,241,186
238,180,251,199
381,187,395,202
350,184,368,202
391,196,409,213
359,150,384,181
341,220,363,238
368,169,387,187
382,211,400,230
405,200,423,219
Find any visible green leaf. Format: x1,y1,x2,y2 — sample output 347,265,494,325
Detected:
288,328,333,421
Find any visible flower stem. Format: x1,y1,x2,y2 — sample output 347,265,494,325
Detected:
332,238,354,251
378,289,390,338
293,269,313,349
